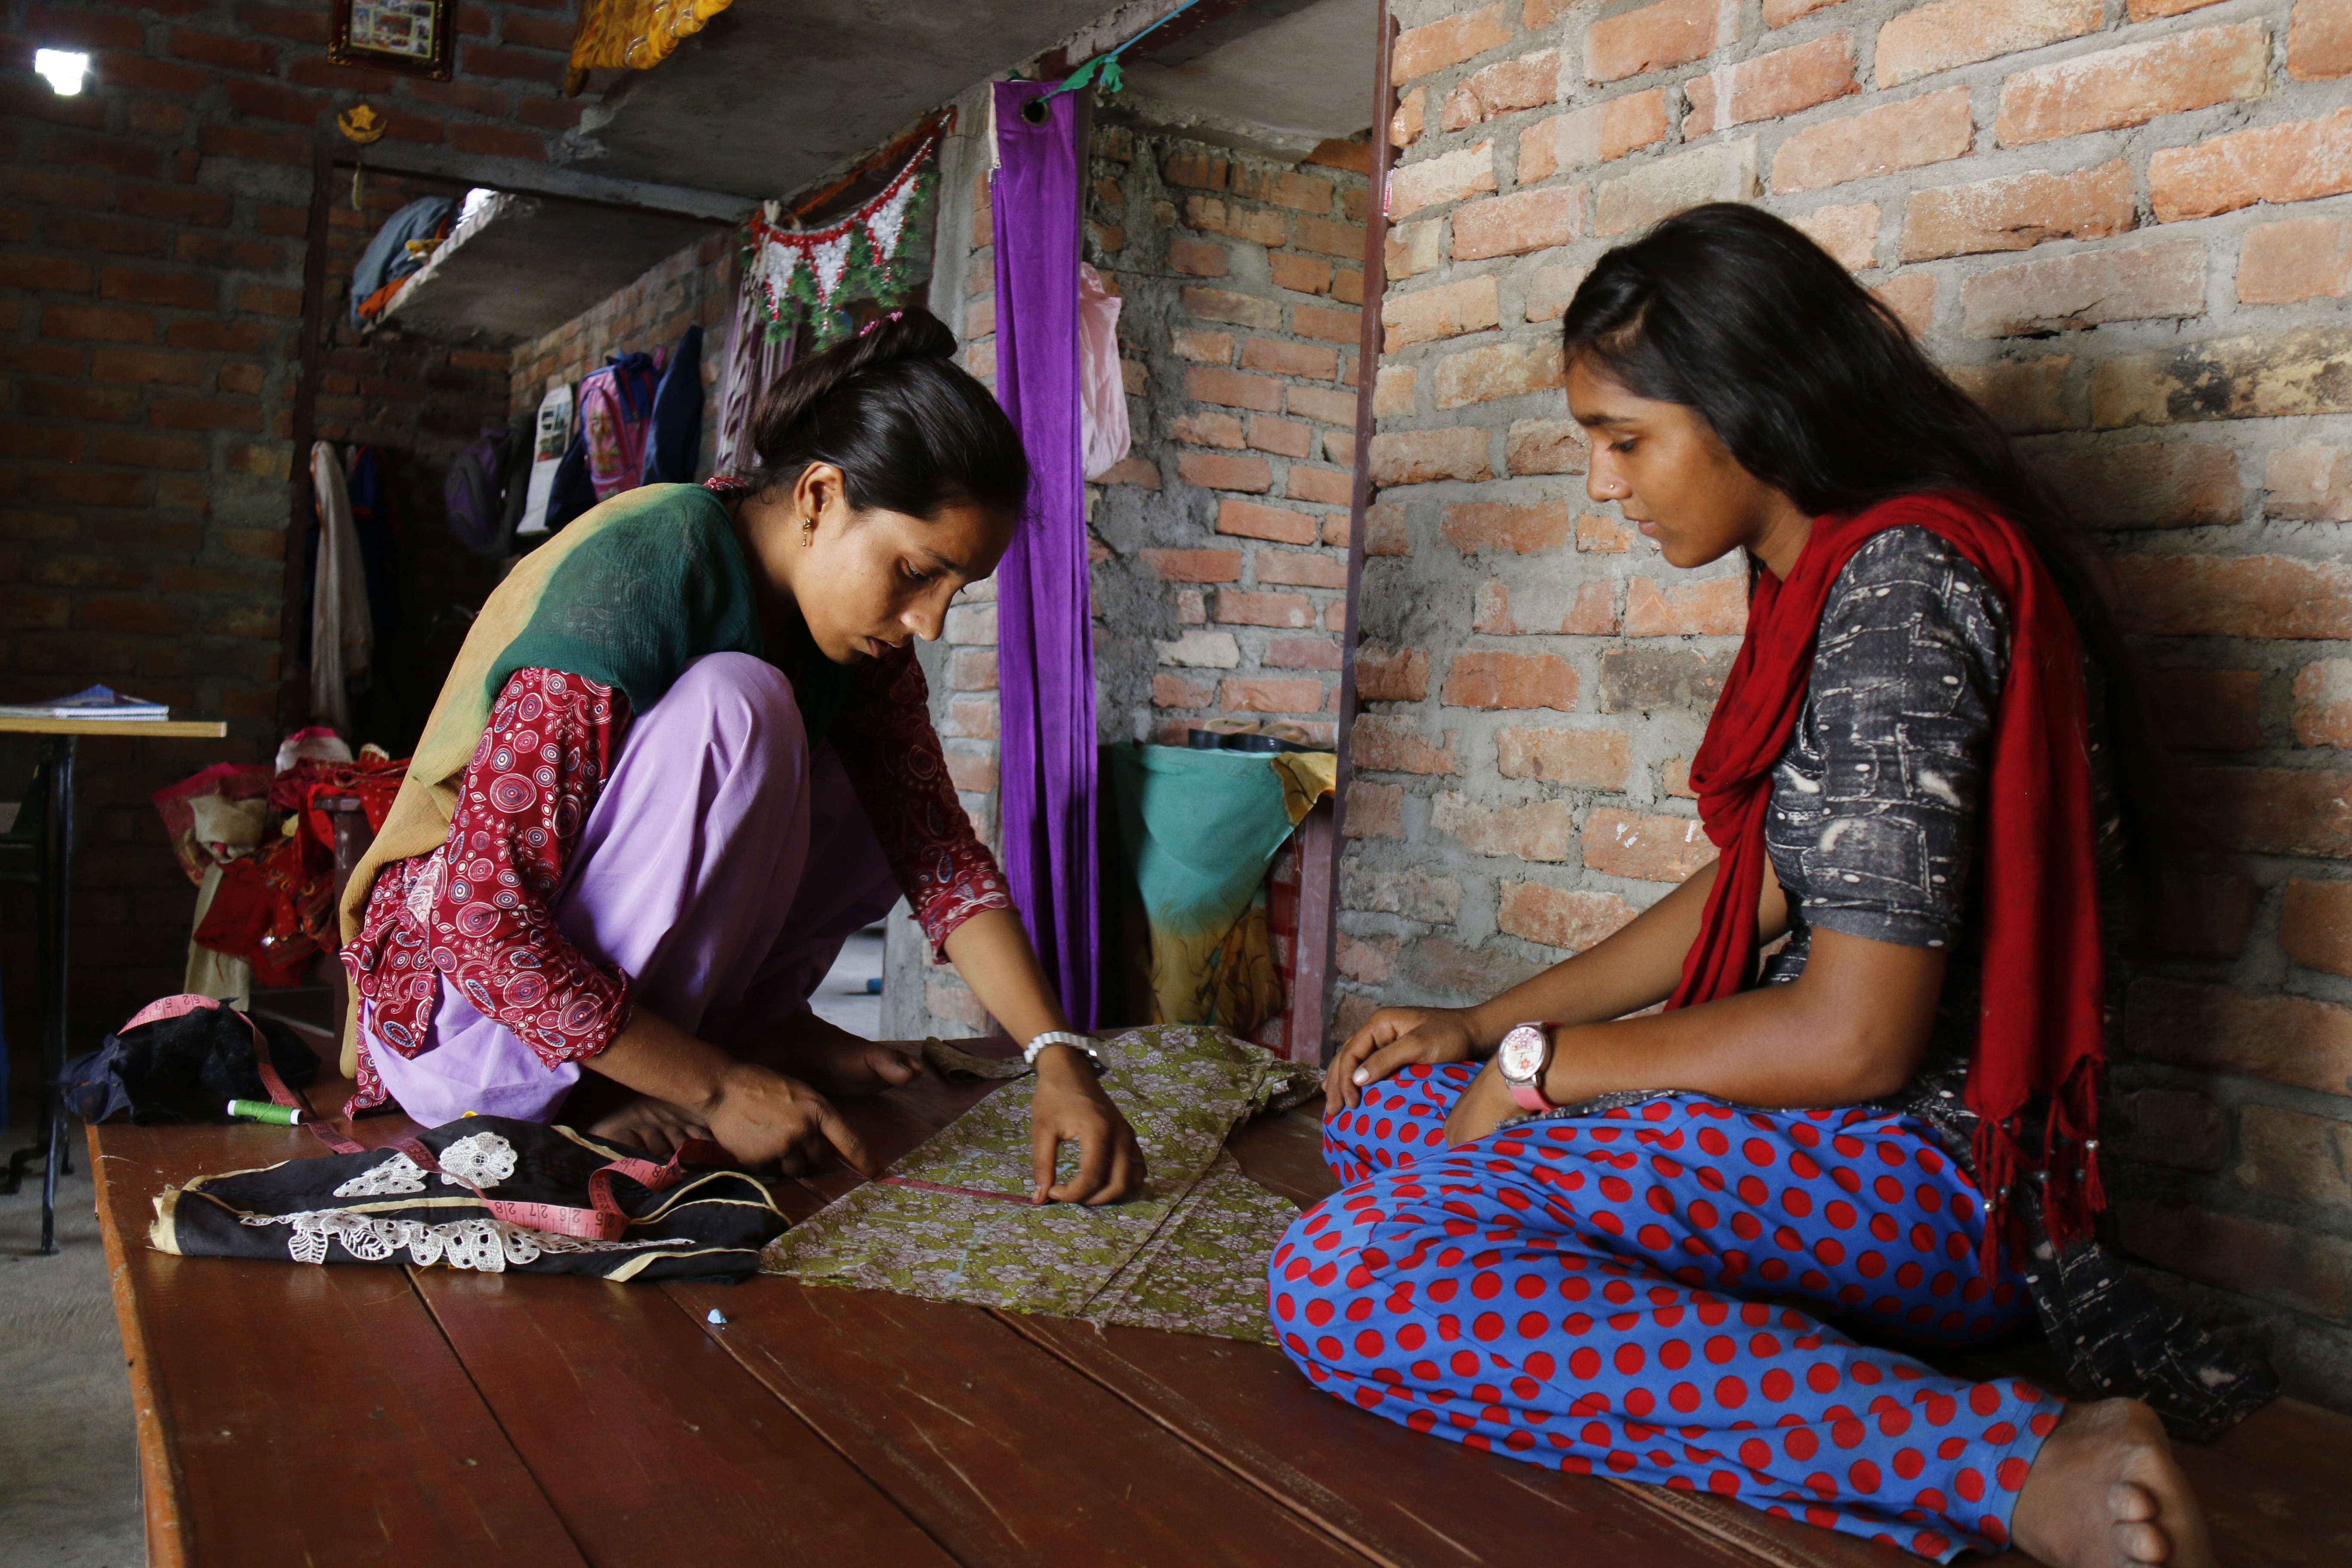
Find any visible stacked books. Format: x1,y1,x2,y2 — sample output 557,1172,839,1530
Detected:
0,686,170,721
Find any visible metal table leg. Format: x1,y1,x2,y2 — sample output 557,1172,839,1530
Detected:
37,736,73,1253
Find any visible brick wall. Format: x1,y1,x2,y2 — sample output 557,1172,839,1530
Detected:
1353,0,2352,1409
909,116,1372,1039
0,1,581,1058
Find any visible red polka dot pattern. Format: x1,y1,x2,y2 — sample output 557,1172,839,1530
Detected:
1276,1065,2059,1563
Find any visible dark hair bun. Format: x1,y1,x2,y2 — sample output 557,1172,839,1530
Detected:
745,306,1029,522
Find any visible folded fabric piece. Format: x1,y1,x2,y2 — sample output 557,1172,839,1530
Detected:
348,197,454,329
763,1025,1317,1341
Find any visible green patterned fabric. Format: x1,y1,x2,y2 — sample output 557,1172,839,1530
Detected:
763,1026,1318,1342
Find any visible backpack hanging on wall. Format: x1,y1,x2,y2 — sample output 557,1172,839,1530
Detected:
444,426,520,557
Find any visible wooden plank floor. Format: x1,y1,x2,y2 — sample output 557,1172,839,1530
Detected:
92,1051,2352,1568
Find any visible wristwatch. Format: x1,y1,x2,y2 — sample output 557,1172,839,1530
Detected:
1022,1029,1102,1068
1496,1023,1559,1112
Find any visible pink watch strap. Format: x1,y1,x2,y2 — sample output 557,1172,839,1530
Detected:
1508,1080,1552,1112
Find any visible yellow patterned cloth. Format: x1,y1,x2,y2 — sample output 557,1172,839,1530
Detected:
565,0,733,93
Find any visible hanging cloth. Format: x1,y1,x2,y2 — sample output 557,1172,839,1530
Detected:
579,352,660,500
347,197,453,329
564,0,736,95
1670,490,2106,1275
714,287,794,476
640,325,705,485
992,79,1102,1029
308,441,371,735
1078,263,1131,481
518,381,574,538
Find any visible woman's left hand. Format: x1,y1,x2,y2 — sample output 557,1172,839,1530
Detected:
1443,1059,1520,1148
1029,1052,1147,1205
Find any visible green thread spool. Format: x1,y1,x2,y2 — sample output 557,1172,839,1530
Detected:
226,1099,302,1125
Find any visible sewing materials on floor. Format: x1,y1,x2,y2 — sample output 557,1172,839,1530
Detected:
763,1025,1317,1342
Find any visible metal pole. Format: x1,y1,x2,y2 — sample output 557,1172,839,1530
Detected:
38,735,74,1255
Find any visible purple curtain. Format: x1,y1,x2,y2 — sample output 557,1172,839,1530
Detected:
991,80,1100,1029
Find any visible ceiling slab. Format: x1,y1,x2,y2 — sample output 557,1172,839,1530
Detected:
1118,0,1379,152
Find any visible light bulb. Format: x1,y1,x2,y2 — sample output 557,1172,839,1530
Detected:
34,49,89,96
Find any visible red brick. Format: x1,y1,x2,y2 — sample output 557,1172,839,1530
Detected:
197,122,312,166
1241,337,1339,380
502,11,578,49
1475,577,1617,637
1288,386,1357,429
1381,276,1499,350
1169,410,1247,448
1251,412,1317,455
93,49,209,97
24,470,147,507
1357,647,1430,701
44,131,163,181
2145,668,2262,751
2291,0,2352,78
515,95,587,133
125,100,187,137
1497,727,1633,790
1369,428,1493,487
1177,195,1283,246
1597,139,1760,233
937,696,996,741
2294,658,2352,744
1167,238,1230,278
1453,185,1581,261
100,268,218,311
1215,589,1316,629
2237,1105,2352,1207
25,5,146,49
2095,325,2352,427
167,319,278,354
1215,499,1320,545
1624,575,1748,636
1185,366,1283,413
1304,138,1370,174
42,213,166,258
1289,466,1354,505
1170,328,1232,364
1877,0,2100,89
1268,254,1333,296
1441,651,1578,711
3,167,108,213
2033,439,2239,529
2128,977,2352,1097
1440,500,1572,555
1335,931,1398,986
1341,782,1406,842
2113,554,2352,638
2149,109,2352,224
2240,215,2352,304
1442,49,1560,131
40,304,155,344
1352,716,1461,776
2177,766,2352,857
169,28,279,73
1434,340,1565,410
1579,512,1635,552
1505,418,1589,475
1433,794,1577,861
1175,453,1272,493
1517,90,1672,184
1877,273,1932,337
87,346,203,386
1788,203,1878,270
1181,286,1282,331
1996,24,2270,147
447,122,549,162
1684,33,1857,138
243,6,332,42
117,184,236,229
1772,88,1974,193
1387,143,1496,217
148,398,263,432
1584,808,1716,882
1254,549,1348,589
0,254,91,292
1960,240,2205,338
21,382,141,422
1586,0,1733,85
462,43,565,85
1900,159,2135,263
946,649,998,692
221,78,322,126
1290,304,1360,345
1219,677,1325,714
1497,882,1639,951
1392,3,1513,84
2282,878,2352,976
2120,1200,2349,1321
1391,86,1427,149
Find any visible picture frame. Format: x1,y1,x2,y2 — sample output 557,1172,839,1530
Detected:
328,0,456,81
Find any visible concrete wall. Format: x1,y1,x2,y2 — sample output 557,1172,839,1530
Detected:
1349,0,2352,1410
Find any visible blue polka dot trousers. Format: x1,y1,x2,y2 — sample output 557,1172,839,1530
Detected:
1268,1064,2063,1560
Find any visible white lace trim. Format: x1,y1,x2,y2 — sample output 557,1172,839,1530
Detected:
436,1130,518,1190
240,1209,689,1271
332,1152,429,1198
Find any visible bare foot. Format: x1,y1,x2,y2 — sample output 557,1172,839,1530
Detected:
585,1091,713,1160
2011,1399,2215,1568
747,1015,923,1098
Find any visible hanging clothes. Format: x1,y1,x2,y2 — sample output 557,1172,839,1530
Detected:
579,352,659,500
1078,263,1131,481
348,196,454,329
640,325,705,485
309,441,371,735
714,289,794,476
518,381,574,538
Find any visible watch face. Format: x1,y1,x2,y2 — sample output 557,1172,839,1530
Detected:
1498,1023,1547,1081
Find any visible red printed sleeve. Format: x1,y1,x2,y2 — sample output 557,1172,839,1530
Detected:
832,644,1012,956
346,668,634,1077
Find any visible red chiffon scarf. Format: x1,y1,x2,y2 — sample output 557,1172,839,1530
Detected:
1669,490,2105,1271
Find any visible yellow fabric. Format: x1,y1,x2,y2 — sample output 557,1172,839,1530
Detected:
1267,749,1337,826
566,0,734,90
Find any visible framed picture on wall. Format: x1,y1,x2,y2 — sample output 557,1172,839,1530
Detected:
329,0,456,81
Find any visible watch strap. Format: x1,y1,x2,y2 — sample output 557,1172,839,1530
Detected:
1022,1030,1100,1067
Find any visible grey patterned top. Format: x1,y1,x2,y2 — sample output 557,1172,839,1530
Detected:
1757,525,2009,1081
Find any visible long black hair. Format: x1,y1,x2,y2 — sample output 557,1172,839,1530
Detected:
746,306,1030,522
1561,202,2161,877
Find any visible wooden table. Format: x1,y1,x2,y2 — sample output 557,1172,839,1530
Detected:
0,714,226,1251
92,1063,2352,1568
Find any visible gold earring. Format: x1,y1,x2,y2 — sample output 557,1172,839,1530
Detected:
800,514,816,545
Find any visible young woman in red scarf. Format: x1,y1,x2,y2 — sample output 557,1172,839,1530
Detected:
1274,205,2224,1568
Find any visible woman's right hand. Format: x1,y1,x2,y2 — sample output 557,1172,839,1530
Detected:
704,1061,872,1178
1324,1006,1489,1114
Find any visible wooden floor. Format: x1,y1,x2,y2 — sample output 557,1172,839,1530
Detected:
92,1055,2352,1568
